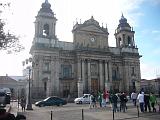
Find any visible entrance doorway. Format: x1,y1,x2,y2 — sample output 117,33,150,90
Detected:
91,79,98,95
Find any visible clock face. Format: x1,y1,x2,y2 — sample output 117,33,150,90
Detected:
90,37,95,42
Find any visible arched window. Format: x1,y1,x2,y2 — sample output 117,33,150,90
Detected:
118,37,122,46
128,36,131,46
43,24,49,37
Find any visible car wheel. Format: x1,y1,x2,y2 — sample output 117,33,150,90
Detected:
40,104,44,107
59,103,63,106
79,101,82,104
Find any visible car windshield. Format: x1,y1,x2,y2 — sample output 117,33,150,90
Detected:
43,97,51,101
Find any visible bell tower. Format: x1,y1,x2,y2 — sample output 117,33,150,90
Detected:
115,14,135,48
34,0,57,42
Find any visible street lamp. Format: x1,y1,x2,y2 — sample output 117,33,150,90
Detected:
26,66,33,110
23,58,33,110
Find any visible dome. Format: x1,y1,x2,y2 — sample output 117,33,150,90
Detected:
84,16,100,26
38,0,54,15
118,14,130,28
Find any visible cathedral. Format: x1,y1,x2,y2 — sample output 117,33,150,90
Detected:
30,0,141,98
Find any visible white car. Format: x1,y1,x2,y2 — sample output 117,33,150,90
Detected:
74,94,91,104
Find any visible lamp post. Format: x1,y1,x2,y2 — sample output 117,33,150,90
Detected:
23,57,33,110
26,66,33,110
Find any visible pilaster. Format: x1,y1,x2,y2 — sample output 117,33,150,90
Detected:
108,60,112,90
82,59,85,92
99,60,103,91
105,60,109,91
87,59,91,93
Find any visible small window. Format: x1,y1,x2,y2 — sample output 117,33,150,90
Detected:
61,65,72,78
119,37,122,46
44,62,50,71
43,24,49,37
128,36,131,46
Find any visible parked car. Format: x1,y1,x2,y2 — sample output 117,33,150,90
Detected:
0,92,6,106
74,94,91,104
35,96,67,107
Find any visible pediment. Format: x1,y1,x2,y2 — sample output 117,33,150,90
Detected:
79,25,107,33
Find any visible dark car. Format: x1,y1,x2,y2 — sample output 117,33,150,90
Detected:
35,96,67,107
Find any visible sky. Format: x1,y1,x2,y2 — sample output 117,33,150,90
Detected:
0,0,160,79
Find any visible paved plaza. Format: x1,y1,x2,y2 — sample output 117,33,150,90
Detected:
9,101,160,120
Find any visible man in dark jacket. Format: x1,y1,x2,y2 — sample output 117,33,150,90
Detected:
111,93,119,112
120,92,127,112
144,94,151,112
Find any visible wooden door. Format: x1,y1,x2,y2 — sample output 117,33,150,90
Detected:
91,79,98,95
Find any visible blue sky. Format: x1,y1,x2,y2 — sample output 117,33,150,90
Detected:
133,0,160,79
0,0,160,79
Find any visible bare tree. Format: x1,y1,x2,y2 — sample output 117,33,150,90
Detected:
0,2,24,53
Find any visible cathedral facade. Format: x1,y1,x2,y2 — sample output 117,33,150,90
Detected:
30,0,141,98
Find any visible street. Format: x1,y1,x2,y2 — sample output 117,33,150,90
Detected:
9,101,160,120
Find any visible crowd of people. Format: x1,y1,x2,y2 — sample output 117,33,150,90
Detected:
136,91,158,113
89,90,159,113
89,90,129,112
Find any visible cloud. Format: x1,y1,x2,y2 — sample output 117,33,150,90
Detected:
152,30,160,34
141,62,160,79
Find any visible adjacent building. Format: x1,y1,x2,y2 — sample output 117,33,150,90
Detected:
30,0,141,98
141,78,160,96
0,75,27,99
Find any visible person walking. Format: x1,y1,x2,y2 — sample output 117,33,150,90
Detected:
137,91,144,112
105,91,110,103
102,90,107,107
120,92,128,112
89,93,96,108
20,97,26,112
149,92,157,112
144,93,151,112
131,91,137,106
111,93,119,112
98,91,102,107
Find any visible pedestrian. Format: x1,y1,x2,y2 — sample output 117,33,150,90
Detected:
105,91,110,103
131,91,137,106
92,93,97,108
98,91,102,107
120,92,127,112
111,93,119,112
149,92,157,112
137,91,144,112
0,108,16,120
102,90,107,107
144,93,151,112
89,93,96,108
20,97,26,112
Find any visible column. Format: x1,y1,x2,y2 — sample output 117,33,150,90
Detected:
77,59,83,97
105,60,109,91
99,60,103,91
108,60,112,91
77,59,81,81
39,56,43,88
51,58,55,95
82,59,85,92
87,59,91,93
54,57,60,96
